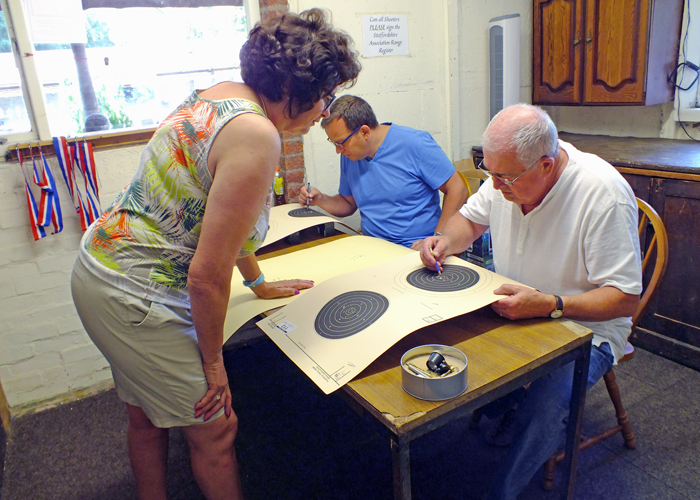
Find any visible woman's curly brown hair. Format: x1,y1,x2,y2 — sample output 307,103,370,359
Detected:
240,8,361,119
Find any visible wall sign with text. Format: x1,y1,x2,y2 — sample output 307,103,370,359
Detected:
361,15,409,58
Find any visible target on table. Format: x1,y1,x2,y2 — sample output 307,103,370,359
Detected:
288,207,325,218
405,265,481,293
314,291,390,339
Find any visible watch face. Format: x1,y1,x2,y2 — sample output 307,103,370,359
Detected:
550,310,563,319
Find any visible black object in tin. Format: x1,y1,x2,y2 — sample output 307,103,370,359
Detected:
426,351,451,375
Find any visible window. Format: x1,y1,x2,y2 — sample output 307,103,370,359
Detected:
1,0,255,157
674,0,700,122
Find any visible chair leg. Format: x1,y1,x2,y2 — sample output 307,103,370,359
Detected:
602,369,636,449
542,368,637,491
469,407,483,430
542,455,557,491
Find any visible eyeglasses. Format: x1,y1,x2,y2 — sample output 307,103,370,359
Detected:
477,155,549,186
327,124,362,149
322,93,336,112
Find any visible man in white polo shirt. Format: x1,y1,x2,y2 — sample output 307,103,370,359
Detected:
419,103,643,500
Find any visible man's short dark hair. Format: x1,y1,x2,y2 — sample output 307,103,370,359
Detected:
321,95,379,130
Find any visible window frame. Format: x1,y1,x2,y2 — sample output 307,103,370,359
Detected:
1,0,259,159
675,0,700,122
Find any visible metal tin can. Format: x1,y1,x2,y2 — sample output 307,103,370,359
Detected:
401,344,468,401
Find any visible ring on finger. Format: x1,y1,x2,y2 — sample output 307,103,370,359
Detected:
215,394,221,401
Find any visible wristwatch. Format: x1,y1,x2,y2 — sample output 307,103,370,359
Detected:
550,295,564,319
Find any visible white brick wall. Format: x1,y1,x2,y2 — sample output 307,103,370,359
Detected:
0,145,143,411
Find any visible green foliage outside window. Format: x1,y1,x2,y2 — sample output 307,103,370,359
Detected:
68,84,133,134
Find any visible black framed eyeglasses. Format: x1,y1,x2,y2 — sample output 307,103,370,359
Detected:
477,155,549,186
322,93,336,112
327,124,362,149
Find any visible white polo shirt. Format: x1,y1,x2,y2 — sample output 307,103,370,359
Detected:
461,140,643,362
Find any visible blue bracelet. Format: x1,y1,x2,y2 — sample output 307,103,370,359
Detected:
243,273,265,288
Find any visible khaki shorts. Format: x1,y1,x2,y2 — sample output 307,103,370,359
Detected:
71,258,223,428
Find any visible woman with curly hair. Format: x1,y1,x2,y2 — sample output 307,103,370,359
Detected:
71,9,360,500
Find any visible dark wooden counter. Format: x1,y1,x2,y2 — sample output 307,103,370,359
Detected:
473,133,700,178
558,133,700,179
471,134,700,371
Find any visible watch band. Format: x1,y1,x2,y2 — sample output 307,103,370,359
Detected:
550,295,564,318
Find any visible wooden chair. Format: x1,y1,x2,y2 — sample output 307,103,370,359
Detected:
542,197,669,490
456,170,475,198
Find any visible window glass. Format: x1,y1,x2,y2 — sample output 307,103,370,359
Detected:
0,7,32,135
32,5,247,135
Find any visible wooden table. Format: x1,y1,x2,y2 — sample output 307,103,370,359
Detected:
341,306,593,500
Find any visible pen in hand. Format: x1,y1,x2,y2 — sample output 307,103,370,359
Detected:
306,182,311,208
429,247,442,276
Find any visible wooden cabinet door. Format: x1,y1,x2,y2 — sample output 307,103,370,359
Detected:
533,0,583,104
620,172,652,202
634,178,700,370
533,0,681,105
583,0,650,103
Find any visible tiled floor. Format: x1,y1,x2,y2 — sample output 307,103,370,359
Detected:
1,338,698,500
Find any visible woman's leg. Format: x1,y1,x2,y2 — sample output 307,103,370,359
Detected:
126,403,169,500
181,410,244,500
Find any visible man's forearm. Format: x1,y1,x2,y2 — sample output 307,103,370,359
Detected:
435,174,469,233
436,193,467,234
443,212,487,256
558,287,639,322
315,193,357,217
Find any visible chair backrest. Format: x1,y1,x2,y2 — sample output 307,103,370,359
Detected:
456,171,475,198
632,198,669,330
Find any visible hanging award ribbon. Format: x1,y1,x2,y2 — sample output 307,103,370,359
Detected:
78,140,101,220
38,150,64,234
53,136,88,229
32,155,53,228
71,141,100,228
18,150,47,241
53,136,77,210
50,136,102,231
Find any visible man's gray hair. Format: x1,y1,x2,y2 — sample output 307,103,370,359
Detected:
483,103,559,164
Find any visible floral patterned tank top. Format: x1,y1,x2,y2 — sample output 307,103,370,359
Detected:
81,91,270,302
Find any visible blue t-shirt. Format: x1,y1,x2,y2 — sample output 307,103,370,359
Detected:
338,124,455,247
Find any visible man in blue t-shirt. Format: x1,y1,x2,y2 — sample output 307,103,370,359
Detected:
299,95,467,248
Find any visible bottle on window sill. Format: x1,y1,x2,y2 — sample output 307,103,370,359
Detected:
273,166,285,206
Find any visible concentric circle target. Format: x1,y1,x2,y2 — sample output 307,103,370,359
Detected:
288,207,324,218
406,265,480,292
315,291,389,339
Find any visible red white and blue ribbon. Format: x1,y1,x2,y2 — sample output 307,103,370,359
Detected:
32,155,53,227
52,136,102,231
18,150,47,241
53,136,76,209
71,141,100,229
76,141,101,221
39,151,63,234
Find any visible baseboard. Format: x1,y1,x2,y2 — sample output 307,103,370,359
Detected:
1,419,5,495
9,380,115,420
1,379,10,435
1,380,9,495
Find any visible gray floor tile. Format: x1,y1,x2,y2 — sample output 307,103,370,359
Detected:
616,348,696,390
616,374,700,499
573,458,693,500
